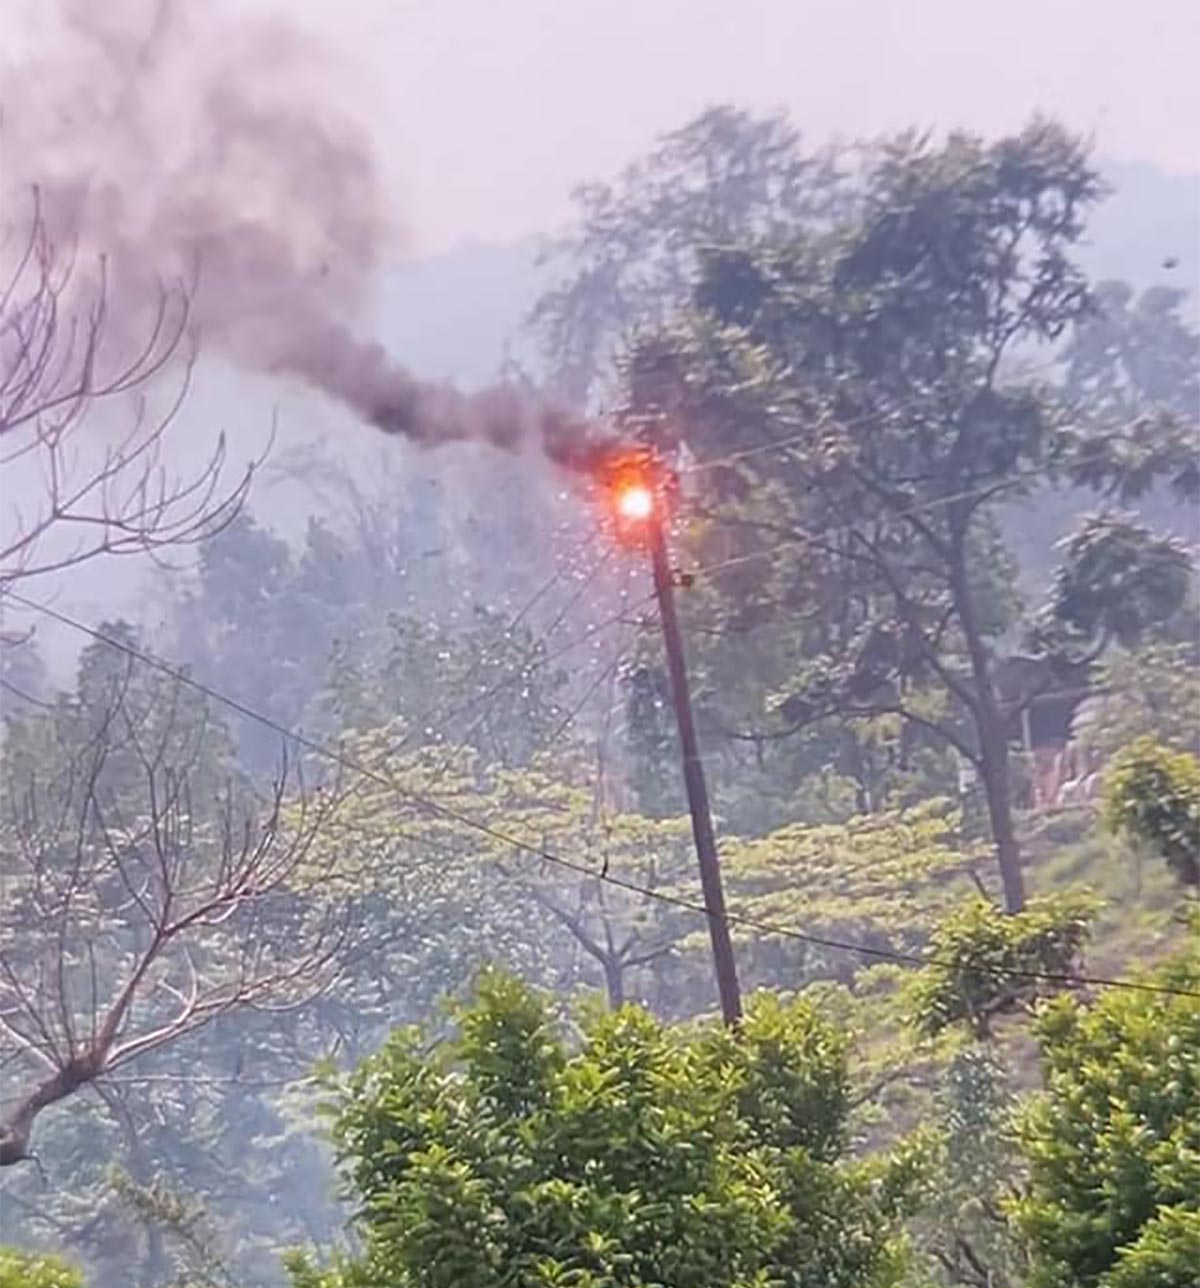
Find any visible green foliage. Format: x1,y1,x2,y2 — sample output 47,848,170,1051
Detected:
1063,280,1200,424
715,801,980,991
0,1247,83,1288
170,494,581,773
1013,948,1200,1288
321,604,572,767
531,105,841,404
292,972,903,1288
1101,1207,1200,1288
295,735,698,1013
1060,278,1200,508
14,108,1200,1288
1038,514,1193,654
902,1048,1028,1287
908,894,1097,1038
543,110,1200,906
607,120,1120,901
1102,737,1200,885
1077,643,1200,759
1005,278,1199,596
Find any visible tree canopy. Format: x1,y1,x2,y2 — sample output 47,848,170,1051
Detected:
288,971,905,1288
1014,947,1200,1288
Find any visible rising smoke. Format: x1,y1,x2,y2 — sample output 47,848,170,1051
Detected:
1,0,599,467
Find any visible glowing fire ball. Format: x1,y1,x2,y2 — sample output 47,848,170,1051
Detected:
596,446,672,544
615,481,655,521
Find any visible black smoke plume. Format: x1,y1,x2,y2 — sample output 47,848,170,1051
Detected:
1,0,603,468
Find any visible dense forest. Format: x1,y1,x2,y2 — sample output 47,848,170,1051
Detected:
1,107,1198,1288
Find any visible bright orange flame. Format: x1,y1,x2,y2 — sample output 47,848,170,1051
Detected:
615,483,655,521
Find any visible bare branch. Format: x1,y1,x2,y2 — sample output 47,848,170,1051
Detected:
0,189,257,589
0,674,352,1166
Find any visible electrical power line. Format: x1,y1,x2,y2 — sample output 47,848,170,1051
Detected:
5,588,1197,1003
378,560,570,762
421,544,622,783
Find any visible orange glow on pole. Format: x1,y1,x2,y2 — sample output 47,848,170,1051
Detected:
596,445,673,546
614,481,655,521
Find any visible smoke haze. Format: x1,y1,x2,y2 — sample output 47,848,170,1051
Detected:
1,0,597,464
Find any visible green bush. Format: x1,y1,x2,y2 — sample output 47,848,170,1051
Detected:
0,1247,83,1288
1013,948,1200,1288
1103,737,1200,886
1103,1207,1200,1288
290,971,905,1288
907,894,1097,1038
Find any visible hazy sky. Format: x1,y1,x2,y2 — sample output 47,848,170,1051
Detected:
4,0,1197,255
289,0,1200,252
3,0,1197,664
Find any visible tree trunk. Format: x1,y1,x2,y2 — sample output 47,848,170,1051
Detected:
0,1050,103,1166
978,712,1026,914
949,537,1026,914
603,956,626,1010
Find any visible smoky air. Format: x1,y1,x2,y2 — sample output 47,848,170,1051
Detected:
2,0,603,468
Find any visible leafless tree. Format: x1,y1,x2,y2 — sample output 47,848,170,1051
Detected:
492,769,690,1011
0,658,352,1167
523,874,679,1009
0,189,255,587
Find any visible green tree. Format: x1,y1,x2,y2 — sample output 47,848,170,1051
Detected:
715,800,979,995
905,1048,1028,1288
1004,277,1199,596
0,1247,83,1288
1062,280,1199,424
612,120,1198,911
531,105,842,405
1013,947,1200,1287
294,730,697,1016
322,605,571,767
1035,514,1193,657
907,894,1096,1039
289,971,905,1288
1102,737,1200,886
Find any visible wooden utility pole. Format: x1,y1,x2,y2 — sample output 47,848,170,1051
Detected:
647,514,743,1026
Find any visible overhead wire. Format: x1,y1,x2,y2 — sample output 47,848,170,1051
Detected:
376,557,570,762
363,525,608,774
420,542,629,783
5,588,1197,1004
417,587,657,744
523,560,640,766
529,649,627,760
663,348,1093,588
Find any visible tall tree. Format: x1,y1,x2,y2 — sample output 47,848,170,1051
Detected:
288,972,904,1288
1013,945,1200,1287
617,121,1198,909
1102,737,1200,886
531,105,842,405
